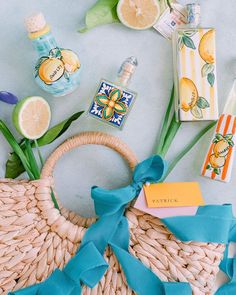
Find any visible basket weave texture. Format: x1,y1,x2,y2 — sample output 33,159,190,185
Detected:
0,132,225,295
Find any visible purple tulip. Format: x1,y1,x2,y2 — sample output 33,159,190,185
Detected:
0,91,18,105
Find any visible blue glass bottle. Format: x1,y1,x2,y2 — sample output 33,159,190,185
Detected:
25,12,81,97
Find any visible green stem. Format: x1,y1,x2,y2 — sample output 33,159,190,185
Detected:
167,0,173,11
50,188,60,211
34,139,44,168
160,114,181,157
162,121,217,181
0,120,35,180
156,85,175,155
25,139,40,179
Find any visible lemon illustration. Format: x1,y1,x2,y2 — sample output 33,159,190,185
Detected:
61,50,81,73
213,139,230,157
180,78,198,112
39,58,65,85
199,29,215,64
209,154,225,169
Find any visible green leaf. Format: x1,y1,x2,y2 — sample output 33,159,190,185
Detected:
5,111,84,179
49,48,61,58
207,72,215,86
206,164,211,170
0,120,35,180
214,168,220,175
156,86,175,155
197,97,210,109
5,153,25,179
191,105,203,119
183,30,196,37
201,63,214,77
228,140,234,147
224,134,233,140
182,35,196,49
37,111,84,146
160,114,181,157
25,139,40,179
216,133,223,140
79,0,120,33
163,121,217,180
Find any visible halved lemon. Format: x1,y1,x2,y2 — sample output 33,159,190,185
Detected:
117,0,160,30
13,96,51,140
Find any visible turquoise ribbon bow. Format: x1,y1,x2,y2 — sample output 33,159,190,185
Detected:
8,155,236,294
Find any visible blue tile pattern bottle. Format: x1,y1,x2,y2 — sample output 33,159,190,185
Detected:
89,57,138,129
25,12,81,97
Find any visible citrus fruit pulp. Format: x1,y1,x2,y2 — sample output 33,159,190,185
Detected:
117,0,160,30
13,96,51,140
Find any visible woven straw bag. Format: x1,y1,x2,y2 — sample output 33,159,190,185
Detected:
0,132,225,295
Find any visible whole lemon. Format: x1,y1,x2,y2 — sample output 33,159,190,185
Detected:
180,78,198,112
209,154,225,169
199,29,215,64
61,50,80,73
39,58,65,85
213,139,230,157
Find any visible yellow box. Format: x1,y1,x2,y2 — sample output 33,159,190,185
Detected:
173,28,219,121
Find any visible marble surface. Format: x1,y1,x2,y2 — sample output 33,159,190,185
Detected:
1,0,236,291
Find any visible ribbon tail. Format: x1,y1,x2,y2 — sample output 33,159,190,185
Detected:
215,257,236,294
110,217,192,295
8,284,40,295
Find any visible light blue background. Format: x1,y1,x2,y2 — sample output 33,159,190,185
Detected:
0,0,236,290
0,0,236,221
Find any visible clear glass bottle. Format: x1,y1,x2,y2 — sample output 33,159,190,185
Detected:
88,56,138,129
172,3,219,122
25,12,81,97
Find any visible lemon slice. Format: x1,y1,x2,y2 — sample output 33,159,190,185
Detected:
117,0,160,30
13,96,51,140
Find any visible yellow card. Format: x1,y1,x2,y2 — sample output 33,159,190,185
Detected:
144,182,204,208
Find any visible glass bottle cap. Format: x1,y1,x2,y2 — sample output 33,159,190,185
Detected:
117,56,138,87
186,3,201,28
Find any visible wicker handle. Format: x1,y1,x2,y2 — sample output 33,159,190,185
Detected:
41,131,138,178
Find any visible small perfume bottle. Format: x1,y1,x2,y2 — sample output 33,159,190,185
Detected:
172,3,219,121
202,78,236,182
25,12,81,97
88,57,138,129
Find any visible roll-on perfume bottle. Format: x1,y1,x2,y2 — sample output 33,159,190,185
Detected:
88,56,138,129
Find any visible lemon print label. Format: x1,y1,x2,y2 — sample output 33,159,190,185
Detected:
180,77,210,119
206,133,234,175
35,47,81,85
174,27,218,121
199,29,215,87
202,114,236,182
